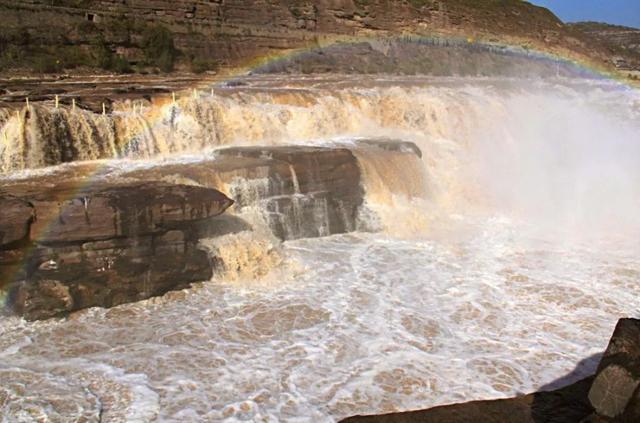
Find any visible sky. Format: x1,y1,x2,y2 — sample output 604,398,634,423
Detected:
528,0,640,28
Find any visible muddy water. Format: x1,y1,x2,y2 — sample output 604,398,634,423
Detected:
1,221,638,421
0,76,639,421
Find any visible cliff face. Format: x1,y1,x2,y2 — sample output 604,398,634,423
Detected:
569,22,640,72
0,0,609,73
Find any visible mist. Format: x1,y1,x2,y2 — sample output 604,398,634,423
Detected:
468,83,640,239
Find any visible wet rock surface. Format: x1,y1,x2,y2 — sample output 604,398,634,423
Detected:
0,142,422,319
342,318,640,423
123,145,366,241
0,182,233,320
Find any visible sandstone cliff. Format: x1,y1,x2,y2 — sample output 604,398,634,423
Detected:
0,0,613,75
569,22,640,75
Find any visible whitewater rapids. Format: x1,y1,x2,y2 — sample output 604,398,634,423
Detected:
0,76,639,421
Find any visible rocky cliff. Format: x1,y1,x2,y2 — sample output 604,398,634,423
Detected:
0,0,612,75
569,22,640,74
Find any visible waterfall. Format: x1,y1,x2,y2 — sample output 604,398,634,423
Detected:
1,77,639,237
0,82,490,172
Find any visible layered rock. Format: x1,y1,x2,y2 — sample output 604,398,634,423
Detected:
342,318,640,423
1,182,233,320
122,145,365,240
0,141,424,319
569,22,640,72
0,0,614,76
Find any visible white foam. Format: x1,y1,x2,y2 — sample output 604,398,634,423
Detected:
0,76,639,421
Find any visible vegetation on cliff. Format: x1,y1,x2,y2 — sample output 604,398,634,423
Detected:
0,0,636,78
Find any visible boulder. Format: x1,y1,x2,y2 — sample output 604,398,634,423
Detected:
589,318,640,421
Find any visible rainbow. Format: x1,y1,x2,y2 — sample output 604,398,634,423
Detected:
1,33,638,311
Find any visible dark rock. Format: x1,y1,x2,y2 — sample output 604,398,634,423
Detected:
11,279,75,318
341,319,640,423
588,365,638,418
9,233,212,320
0,195,34,248
28,182,234,244
595,318,640,373
589,318,640,421
341,377,594,423
1,181,234,320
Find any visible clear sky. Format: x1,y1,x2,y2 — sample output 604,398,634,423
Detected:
528,0,640,28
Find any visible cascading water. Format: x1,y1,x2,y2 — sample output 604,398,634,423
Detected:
0,75,639,421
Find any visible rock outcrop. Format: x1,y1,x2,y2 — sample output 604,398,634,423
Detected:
0,0,614,76
0,141,424,319
569,22,640,72
588,318,640,421
342,318,640,423
1,182,233,320
116,145,366,240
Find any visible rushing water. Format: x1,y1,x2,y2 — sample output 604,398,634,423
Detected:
1,76,639,421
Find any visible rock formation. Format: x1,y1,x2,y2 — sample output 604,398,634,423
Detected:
569,22,640,72
1,141,423,319
1,182,234,320
0,0,613,75
342,318,640,423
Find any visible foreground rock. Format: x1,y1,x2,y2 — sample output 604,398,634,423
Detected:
342,318,640,423
588,318,640,421
1,182,233,320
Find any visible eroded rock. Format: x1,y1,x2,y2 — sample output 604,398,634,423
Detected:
0,195,34,247
1,182,233,320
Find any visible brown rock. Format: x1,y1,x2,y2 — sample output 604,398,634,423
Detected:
0,195,34,247
12,280,75,320
124,145,365,240
341,377,595,423
3,181,233,320
28,182,234,243
588,365,639,418
590,318,640,421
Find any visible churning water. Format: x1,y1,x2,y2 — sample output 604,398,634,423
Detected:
1,76,639,421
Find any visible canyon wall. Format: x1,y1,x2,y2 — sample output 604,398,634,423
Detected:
0,0,608,71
